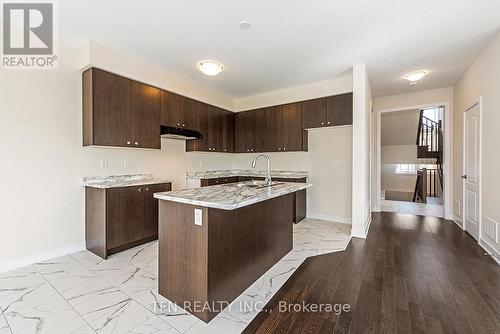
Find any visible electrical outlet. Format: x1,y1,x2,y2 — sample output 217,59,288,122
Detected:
290,159,295,166
124,160,131,168
100,159,108,169
195,209,202,226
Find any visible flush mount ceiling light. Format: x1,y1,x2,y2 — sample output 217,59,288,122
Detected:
197,60,224,76
239,21,251,30
404,70,427,83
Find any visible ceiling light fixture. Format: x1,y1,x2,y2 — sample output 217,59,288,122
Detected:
404,70,427,82
239,21,251,30
409,81,419,87
197,60,224,76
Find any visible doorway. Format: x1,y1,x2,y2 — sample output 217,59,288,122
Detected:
463,102,481,240
378,107,444,217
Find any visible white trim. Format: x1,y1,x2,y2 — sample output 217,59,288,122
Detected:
351,214,372,239
452,216,463,229
479,238,500,266
306,213,352,225
374,101,452,219
462,99,482,242
0,242,85,274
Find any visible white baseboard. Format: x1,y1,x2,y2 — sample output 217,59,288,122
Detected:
306,213,352,225
351,214,372,239
452,215,463,229
479,238,500,266
0,241,86,274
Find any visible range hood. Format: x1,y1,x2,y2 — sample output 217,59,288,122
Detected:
160,125,203,140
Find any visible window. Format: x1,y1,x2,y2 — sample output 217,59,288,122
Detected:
394,164,438,175
394,164,417,175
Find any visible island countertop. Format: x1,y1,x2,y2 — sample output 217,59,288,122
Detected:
154,181,312,210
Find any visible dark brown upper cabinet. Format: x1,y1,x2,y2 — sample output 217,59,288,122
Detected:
222,110,235,153
208,106,224,152
235,109,266,153
282,102,307,151
160,90,196,129
235,111,252,153
188,102,210,151
186,103,229,153
265,106,283,152
301,98,326,129
301,93,353,129
83,68,131,147
326,93,353,126
131,81,160,149
83,68,160,149
265,103,306,152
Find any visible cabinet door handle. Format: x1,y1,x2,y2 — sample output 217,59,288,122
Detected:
182,124,185,127
127,141,131,145
327,121,331,125
138,188,142,192
321,122,325,125
134,142,139,146
284,147,286,151
145,187,150,192
176,122,180,126
278,148,281,151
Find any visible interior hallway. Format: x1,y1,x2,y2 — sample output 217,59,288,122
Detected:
244,212,500,333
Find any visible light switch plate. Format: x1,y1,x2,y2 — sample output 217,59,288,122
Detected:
194,209,202,226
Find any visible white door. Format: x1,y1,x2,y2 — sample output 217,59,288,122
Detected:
464,104,480,240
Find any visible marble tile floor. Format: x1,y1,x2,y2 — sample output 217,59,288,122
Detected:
380,199,444,218
0,218,351,334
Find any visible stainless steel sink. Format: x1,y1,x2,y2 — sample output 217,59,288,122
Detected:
236,180,283,189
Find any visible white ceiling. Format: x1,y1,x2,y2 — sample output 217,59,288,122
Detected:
59,0,500,98
381,110,420,146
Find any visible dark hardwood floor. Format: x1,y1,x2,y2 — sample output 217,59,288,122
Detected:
243,212,500,334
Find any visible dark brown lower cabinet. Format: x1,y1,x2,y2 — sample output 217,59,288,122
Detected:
158,193,294,322
199,176,307,223
85,182,172,259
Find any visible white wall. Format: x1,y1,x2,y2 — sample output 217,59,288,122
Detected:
381,165,416,193
372,87,453,215
0,42,235,272
381,145,420,193
80,41,235,111
351,64,372,238
232,126,353,222
234,75,353,111
453,32,500,261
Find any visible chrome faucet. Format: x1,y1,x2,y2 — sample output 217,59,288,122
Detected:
251,154,272,185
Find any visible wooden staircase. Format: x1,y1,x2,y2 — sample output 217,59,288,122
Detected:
413,110,443,203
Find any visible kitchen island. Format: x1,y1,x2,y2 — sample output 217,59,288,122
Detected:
154,181,312,322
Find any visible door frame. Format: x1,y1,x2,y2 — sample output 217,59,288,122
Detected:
462,98,482,240
374,101,452,219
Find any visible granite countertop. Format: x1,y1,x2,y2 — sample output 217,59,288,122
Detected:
186,169,308,179
83,174,171,189
154,182,312,210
